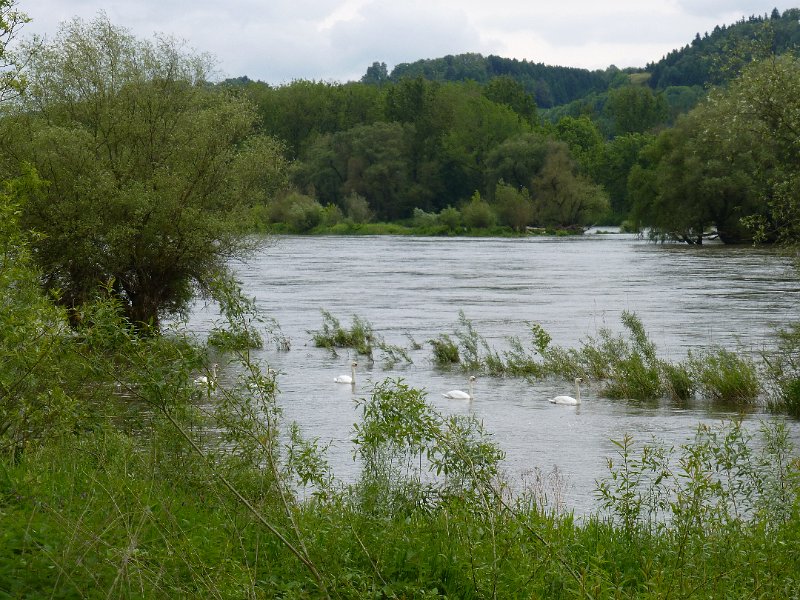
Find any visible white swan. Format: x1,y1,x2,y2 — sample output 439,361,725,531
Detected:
443,376,476,400
194,363,218,388
549,377,584,405
334,361,357,384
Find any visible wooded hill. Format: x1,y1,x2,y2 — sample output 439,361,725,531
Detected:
361,8,800,109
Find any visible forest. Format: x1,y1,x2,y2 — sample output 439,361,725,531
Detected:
2,1,800,597
203,8,800,244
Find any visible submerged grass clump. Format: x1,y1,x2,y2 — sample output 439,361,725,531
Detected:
311,309,376,356
427,309,784,407
310,309,413,367
689,346,761,404
430,333,460,367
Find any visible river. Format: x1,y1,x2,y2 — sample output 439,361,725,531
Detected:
187,232,800,513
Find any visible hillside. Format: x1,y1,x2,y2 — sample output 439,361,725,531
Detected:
360,8,800,110
646,8,800,88
364,53,614,108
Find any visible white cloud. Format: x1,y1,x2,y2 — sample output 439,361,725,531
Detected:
18,1,796,83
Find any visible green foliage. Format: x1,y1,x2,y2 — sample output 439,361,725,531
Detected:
437,205,462,231
461,191,497,229
660,360,695,402
412,207,438,229
3,241,800,597
342,191,373,223
484,74,538,123
604,85,669,135
0,172,74,458
647,11,800,88
429,334,460,367
0,0,28,102
634,54,800,245
311,310,376,358
493,182,534,231
205,274,288,351
383,52,609,108
4,14,287,330
266,191,324,232
597,420,799,540
352,378,505,514
688,346,761,404
761,323,800,416
309,310,413,367
531,141,610,227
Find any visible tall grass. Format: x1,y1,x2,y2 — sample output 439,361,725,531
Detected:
428,310,778,406
310,309,412,367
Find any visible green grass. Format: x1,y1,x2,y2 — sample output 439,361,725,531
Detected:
3,399,799,599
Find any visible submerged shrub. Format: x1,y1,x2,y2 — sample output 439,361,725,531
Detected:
780,378,800,417
661,360,695,402
761,323,800,416
571,312,663,399
311,310,375,357
430,334,460,367
689,347,760,404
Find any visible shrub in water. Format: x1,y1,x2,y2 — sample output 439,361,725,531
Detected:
430,334,460,367
311,310,375,357
660,360,695,402
689,346,760,404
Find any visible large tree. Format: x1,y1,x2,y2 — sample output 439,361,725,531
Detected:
630,54,798,244
1,15,287,330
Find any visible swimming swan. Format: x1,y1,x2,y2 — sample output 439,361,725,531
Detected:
194,363,218,388
549,377,584,405
443,376,476,400
335,361,357,384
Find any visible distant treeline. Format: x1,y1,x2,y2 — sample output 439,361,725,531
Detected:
361,53,612,109
218,9,800,242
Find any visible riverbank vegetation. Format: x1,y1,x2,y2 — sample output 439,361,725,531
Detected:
3,227,800,596
3,3,800,596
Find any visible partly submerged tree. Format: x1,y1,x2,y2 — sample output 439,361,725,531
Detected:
2,14,288,330
631,54,800,244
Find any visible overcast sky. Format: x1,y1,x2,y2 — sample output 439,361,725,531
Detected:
20,1,792,84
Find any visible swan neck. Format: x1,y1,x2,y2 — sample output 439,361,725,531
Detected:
575,381,581,404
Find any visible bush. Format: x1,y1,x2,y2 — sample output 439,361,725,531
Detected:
343,192,373,224
321,203,344,226
438,206,462,231
462,192,497,229
268,192,323,232
412,207,438,229
430,334,460,367
310,310,375,357
689,347,761,404
661,360,695,402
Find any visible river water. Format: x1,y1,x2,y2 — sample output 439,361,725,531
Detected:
187,232,800,513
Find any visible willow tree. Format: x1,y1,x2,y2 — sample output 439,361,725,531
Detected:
2,15,287,330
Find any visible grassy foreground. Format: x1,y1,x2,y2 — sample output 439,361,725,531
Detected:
2,363,799,598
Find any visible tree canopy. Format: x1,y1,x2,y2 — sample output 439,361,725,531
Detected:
1,14,288,330
631,54,800,244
